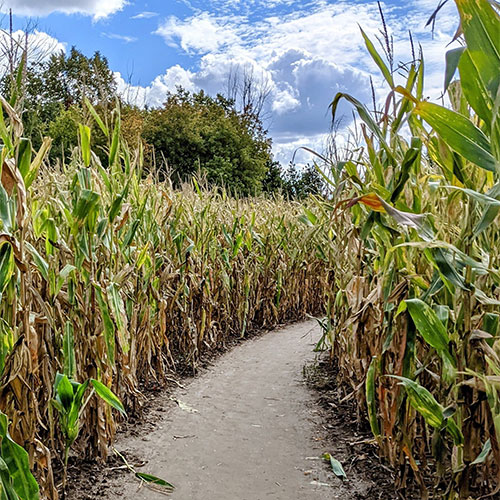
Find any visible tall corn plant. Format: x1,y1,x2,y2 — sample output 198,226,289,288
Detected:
0,70,52,498
314,0,500,497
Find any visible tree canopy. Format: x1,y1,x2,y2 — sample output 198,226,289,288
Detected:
143,89,272,195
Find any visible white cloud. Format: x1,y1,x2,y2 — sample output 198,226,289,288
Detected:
2,0,127,19
272,132,330,166
102,33,137,43
0,29,65,77
131,11,158,19
115,65,197,107
272,87,300,115
155,13,243,54
127,0,460,165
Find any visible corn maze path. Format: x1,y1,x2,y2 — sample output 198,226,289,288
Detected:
105,321,344,500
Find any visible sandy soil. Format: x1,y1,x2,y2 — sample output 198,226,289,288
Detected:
70,320,395,499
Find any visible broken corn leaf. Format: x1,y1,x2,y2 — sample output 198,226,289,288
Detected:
322,453,347,479
358,193,386,212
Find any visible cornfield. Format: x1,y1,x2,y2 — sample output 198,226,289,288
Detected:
0,0,498,499
0,92,333,497
309,0,500,498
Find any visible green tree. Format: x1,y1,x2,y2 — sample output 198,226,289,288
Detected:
47,106,82,162
262,160,285,193
264,162,325,199
25,47,116,109
142,88,272,195
289,163,325,198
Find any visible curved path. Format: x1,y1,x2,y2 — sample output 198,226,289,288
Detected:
107,321,339,499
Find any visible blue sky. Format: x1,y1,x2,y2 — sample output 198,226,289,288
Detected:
2,0,459,164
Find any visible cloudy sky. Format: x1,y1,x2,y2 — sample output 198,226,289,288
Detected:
2,0,460,164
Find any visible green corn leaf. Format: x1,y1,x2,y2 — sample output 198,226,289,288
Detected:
135,473,174,489
0,103,13,153
122,219,140,248
50,399,64,416
55,264,76,297
432,247,469,291
8,54,25,107
16,139,31,181
303,207,318,225
391,64,418,135
493,86,500,163
406,242,489,276
107,283,129,354
360,27,394,87
474,202,500,237
78,124,91,167
390,141,421,202
25,137,51,189
0,242,14,294
73,189,100,221
444,46,466,92
459,49,493,126
0,183,12,233
108,110,121,168
0,455,21,500
54,374,74,411
442,185,500,206
405,298,456,369
192,177,202,198
330,93,394,163
90,379,126,416
433,305,450,330
67,380,89,435
136,243,150,269
108,181,130,223
446,416,464,445
108,195,124,224
322,453,347,479
390,376,444,428
85,97,109,137
483,313,499,343
414,101,497,172
405,298,450,351
25,242,48,282
298,214,313,227
97,164,112,194
43,217,58,256
456,0,500,101
471,439,492,465
416,54,424,100
0,412,39,500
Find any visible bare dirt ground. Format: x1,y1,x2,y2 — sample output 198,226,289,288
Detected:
69,321,401,500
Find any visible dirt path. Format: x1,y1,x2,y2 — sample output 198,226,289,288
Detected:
92,321,367,499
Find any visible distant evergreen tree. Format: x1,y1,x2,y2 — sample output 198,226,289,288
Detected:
262,160,285,193
264,162,325,199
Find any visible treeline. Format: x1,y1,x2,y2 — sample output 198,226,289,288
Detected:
1,46,323,197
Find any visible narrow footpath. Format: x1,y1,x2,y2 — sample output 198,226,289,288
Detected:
93,321,362,499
